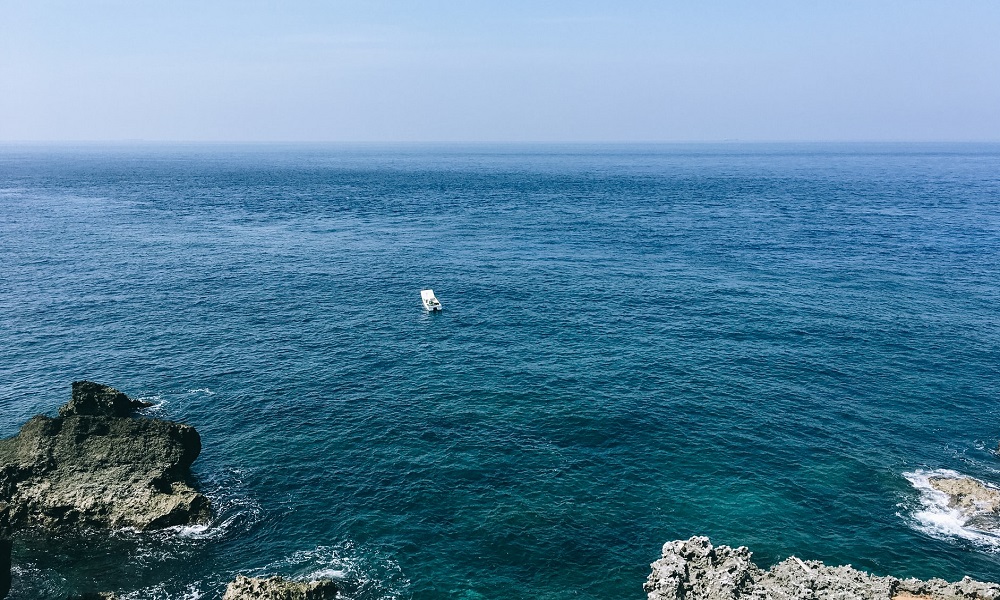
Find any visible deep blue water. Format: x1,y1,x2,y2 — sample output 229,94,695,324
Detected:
2,143,1000,599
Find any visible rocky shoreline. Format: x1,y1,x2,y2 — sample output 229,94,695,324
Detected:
646,537,1000,600
63,576,338,600
644,473,1000,600
223,575,338,599
0,382,339,599
4,382,1000,599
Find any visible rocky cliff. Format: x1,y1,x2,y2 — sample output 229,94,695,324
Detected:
0,381,210,532
646,537,1000,600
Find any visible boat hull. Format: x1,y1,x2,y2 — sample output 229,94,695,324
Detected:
420,289,442,311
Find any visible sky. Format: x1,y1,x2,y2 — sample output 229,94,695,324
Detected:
1,0,999,142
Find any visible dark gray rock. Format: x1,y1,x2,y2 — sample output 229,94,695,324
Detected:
60,381,153,418
645,537,1000,600
0,382,209,532
223,575,338,600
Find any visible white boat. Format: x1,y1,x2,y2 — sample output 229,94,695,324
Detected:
421,289,442,311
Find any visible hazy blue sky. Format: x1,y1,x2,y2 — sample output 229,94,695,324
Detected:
2,1,998,142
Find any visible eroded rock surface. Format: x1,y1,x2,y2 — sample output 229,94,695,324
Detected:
222,575,338,600
58,381,154,418
645,537,1000,600
0,381,210,532
928,475,1000,532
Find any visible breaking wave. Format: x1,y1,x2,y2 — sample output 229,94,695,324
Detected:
902,468,1000,550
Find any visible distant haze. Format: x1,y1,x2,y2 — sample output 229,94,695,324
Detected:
2,0,999,142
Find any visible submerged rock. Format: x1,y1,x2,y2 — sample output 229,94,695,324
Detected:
222,575,338,600
0,381,210,532
927,475,1000,531
645,537,1000,600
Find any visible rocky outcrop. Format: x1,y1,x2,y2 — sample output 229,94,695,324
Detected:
58,381,154,418
222,575,338,600
928,475,1000,532
0,381,210,532
645,537,1000,600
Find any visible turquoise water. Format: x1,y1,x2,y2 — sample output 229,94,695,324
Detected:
2,143,999,599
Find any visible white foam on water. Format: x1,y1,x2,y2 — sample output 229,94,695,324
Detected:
97,469,261,557
135,387,213,415
310,568,348,579
7,563,69,599
135,394,166,414
105,498,257,546
167,497,259,540
169,523,212,538
902,468,1000,550
261,542,409,600
119,582,206,600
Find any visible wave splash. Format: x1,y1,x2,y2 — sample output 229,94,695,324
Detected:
118,582,206,600
260,543,410,600
167,467,262,541
903,468,1000,550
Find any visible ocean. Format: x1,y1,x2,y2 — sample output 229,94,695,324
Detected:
1,143,999,599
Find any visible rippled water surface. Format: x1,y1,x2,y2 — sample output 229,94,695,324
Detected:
2,143,1000,599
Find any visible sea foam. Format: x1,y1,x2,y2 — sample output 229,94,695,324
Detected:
261,543,409,600
903,468,1000,550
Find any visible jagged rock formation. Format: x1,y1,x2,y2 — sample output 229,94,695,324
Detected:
58,381,154,418
222,575,338,600
927,475,1000,532
0,381,210,532
645,537,1000,600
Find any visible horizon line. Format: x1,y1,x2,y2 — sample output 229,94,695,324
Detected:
3,139,1000,145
